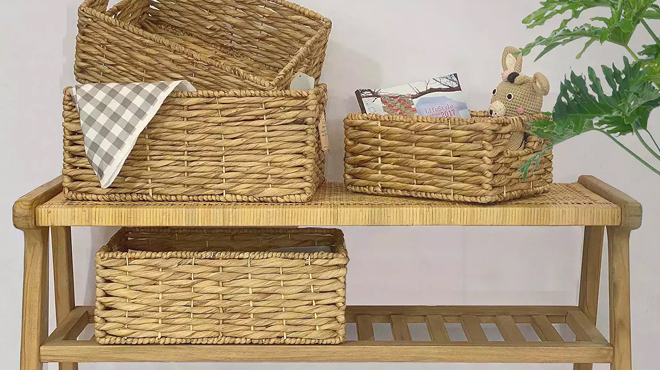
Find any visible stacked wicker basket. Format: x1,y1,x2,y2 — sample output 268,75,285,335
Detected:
60,0,350,346
63,0,332,203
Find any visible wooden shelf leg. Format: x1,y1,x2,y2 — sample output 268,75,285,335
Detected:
20,228,50,370
52,227,77,370
578,175,641,370
574,226,605,370
607,226,632,370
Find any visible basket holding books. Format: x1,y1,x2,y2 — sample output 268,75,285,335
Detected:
345,48,553,204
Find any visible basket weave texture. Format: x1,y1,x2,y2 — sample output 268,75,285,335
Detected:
62,85,327,202
95,227,348,345
75,0,331,91
344,111,553,203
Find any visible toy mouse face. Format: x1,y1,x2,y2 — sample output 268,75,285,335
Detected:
489,46,550,117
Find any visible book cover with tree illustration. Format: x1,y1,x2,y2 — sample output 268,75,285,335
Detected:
356,73,470,118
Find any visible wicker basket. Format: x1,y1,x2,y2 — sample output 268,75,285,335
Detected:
95,227,348,345
75,0,331,91
344,112,553,203
62,84,327,202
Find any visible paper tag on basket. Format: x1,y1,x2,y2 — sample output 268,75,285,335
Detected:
318,111,329,152
290,72,315,90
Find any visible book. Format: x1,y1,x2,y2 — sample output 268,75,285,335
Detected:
355,73,470,118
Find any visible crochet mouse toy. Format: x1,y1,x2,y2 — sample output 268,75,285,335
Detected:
490,46,550,117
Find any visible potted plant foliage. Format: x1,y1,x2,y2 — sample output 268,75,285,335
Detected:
519,0,660,178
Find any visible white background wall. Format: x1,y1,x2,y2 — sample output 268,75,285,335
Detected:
1,1,659,369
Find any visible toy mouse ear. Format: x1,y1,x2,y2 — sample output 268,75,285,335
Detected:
533,72,551,96
502,46,523,73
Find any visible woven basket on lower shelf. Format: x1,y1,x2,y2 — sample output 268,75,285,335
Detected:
75,0,331,91
95,227,348,345
344,111,553,203
62,85,327,202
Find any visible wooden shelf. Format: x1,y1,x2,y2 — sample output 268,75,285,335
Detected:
15,176,641,368
42,306,612,364
34,181,621,227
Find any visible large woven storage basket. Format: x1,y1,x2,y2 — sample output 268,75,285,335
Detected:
95,227,348,345
344,112,553,203
62,85,327,202
75,0,331,91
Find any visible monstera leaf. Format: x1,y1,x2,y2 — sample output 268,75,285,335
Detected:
521,0,658,59
520,58,660,179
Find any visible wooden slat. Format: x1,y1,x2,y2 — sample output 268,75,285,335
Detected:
495,315,526,342
462,315,488,343
44,307,91,343
346,306,575,321
41,306,614,363
356,315,374,341
531,315,564,342
41,337,613,363
390,315,412,342
567,313,592,342
567,311,608,344
35,182,621,227
426,315,450,343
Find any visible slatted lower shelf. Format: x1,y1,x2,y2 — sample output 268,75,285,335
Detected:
42,306,612,363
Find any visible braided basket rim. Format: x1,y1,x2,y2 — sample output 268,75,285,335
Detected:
344,111,549,128
64,84,328,98
98,227,348,260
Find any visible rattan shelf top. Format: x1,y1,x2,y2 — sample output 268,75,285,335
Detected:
18,176,629,228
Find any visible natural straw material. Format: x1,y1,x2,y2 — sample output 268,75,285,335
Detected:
62,85,327,202
344,111,553,203
75,0,331,91
95,227,348,345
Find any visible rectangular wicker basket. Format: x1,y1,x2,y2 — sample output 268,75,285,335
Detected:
95,227,348,345
62,85,327,202
344,111,553,203
75,0,331,91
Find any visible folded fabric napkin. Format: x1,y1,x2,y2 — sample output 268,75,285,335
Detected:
71,81,196,188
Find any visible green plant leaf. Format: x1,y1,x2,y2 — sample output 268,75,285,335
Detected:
522,0,658,59
640,44,660,59
519,58,660,178
619,18,634,32
645,6,660,19
639,40,660,85
522,25,611,60
518,145,553,181
522,0,614,29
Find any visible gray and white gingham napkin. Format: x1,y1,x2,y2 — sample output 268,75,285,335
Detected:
71,81,196,188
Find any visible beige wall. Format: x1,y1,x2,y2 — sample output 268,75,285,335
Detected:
1,1,658,369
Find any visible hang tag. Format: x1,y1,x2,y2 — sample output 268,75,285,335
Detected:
290,73,315,90
318,111,329,152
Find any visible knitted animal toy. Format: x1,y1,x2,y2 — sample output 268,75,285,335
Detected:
490,46,550,117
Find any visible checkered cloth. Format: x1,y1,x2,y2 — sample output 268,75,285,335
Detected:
71,81,196,188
